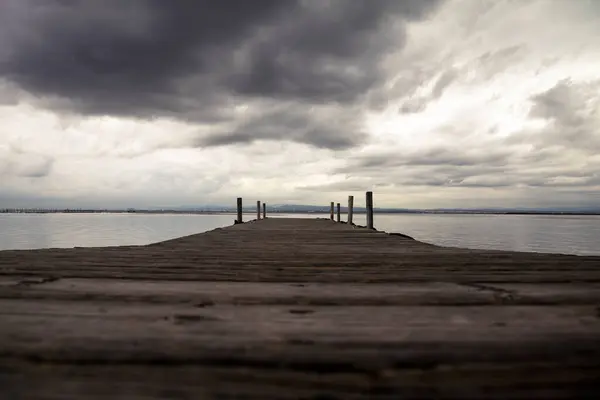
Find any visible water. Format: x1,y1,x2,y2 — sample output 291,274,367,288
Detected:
0,213,236,251
0,212,598,255
368,213,600,256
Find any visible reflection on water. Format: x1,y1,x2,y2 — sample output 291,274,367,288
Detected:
1,212,599,255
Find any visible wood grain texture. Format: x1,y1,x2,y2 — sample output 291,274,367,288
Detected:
1,217,599,399
366,192,373,229
348,195,354,225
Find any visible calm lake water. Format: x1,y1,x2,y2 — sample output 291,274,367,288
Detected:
0,213,598,255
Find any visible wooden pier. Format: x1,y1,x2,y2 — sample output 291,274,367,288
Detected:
1,217,600,398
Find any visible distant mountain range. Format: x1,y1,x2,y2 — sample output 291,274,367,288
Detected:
149,204,600,215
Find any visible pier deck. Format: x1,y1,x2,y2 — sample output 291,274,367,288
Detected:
1,218,599,399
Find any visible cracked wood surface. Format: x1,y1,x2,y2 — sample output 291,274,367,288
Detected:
1,217,600,399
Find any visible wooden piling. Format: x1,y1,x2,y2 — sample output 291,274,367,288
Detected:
347,195,354,225
263,203,267,219
366,191,373,229
236,198,243,224
336,203,341,222
256,201,261,220
330,202,334,220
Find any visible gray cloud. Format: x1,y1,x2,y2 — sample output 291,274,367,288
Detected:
528,79,600,151
475,45,525,80
296,178,389,192
344,146,511,170
393,44,526,115
198,104,367,149
398,68,458,114
336,161,600,191
333,137,600,192
0,147,54,178
0,0,442,148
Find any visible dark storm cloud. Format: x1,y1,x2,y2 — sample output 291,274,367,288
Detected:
0,0,290,118
229,0,440,103
199,104,367,149
0,0,442,148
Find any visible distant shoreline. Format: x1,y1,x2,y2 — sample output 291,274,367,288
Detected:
1,210,599,216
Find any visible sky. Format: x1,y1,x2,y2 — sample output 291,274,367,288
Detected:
1,0,599,209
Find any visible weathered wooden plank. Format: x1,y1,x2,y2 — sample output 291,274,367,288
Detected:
2,279,600,306
1,300,598,360
3,361,599,400
1,298,599,398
